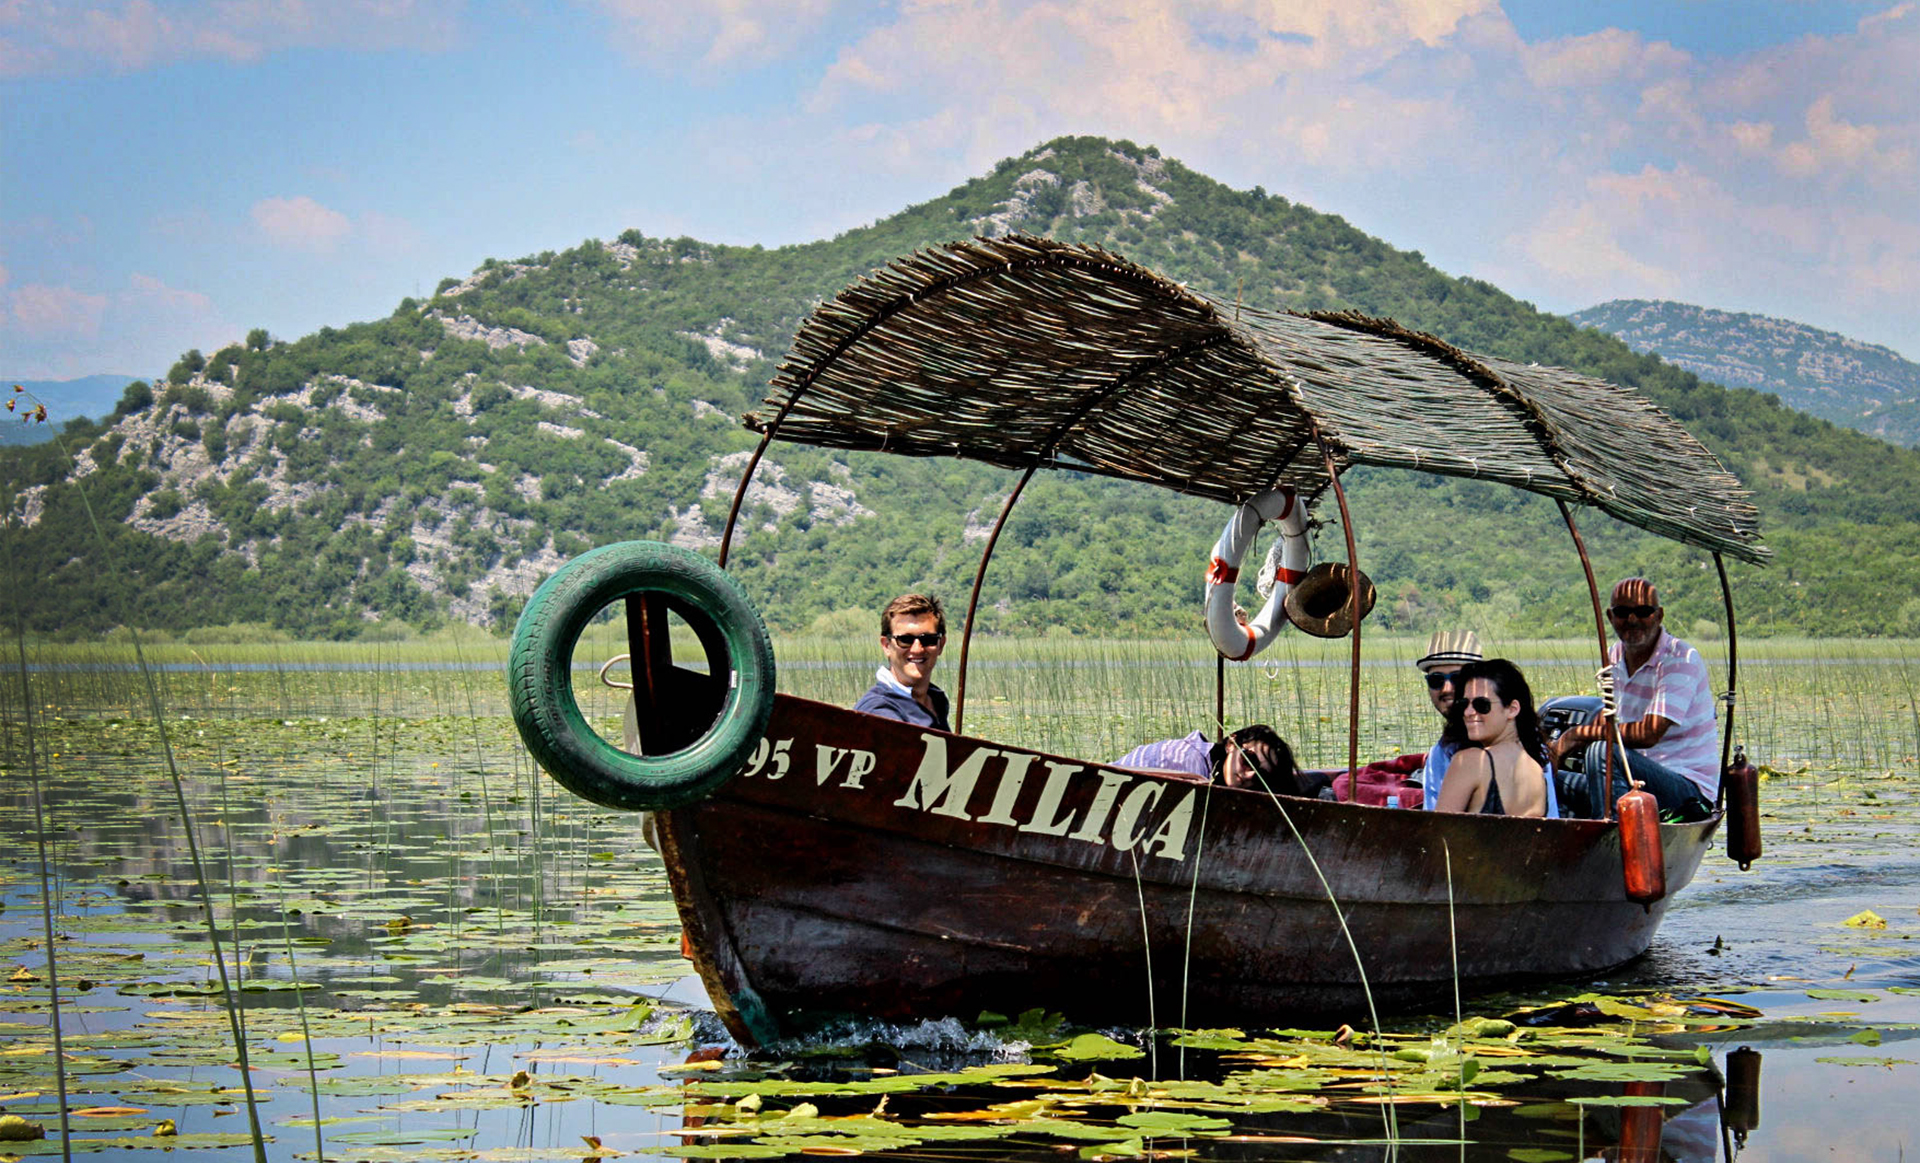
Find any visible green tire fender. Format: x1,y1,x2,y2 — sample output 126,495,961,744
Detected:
507,540,775,811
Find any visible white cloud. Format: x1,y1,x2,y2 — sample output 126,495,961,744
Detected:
126,272,213,314
1,272,234,379
10,283,109,337
584,0,838,69
0,0,462,77
1520,27,1689,89
767,0,1918,354
1771,94,1913,181
250,195,353,252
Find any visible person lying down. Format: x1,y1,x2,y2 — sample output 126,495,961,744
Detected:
1114,725,1327,796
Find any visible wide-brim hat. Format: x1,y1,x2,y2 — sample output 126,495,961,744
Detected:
1415,629,1482,672
1283,562,1377,639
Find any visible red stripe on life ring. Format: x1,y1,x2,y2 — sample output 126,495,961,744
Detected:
1233,628,1259,662
1273,566,1306,585
1207,557,1239,585
1276,490,1296,519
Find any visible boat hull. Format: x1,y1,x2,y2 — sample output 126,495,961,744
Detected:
657,694,1718,1046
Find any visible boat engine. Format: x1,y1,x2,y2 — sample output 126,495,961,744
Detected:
1539,694,1606,818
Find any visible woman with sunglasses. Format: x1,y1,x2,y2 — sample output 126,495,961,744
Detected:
1434,659,1550,816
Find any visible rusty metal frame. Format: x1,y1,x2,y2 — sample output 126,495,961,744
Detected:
1714,552,1739,807
1310,425,1363,798
1557,499,1616,813
953,466,1038,735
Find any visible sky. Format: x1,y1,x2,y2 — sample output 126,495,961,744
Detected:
4,0,1917,385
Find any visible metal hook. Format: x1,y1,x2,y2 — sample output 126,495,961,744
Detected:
599,654,634,690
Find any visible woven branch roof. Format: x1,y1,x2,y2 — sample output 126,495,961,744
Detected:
754,235,1768,564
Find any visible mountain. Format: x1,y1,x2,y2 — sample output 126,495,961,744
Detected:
2,375,141,446
7,136,1920,641
1570,300,1920,448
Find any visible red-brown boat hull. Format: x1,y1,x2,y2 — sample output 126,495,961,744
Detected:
657,694,1718,1046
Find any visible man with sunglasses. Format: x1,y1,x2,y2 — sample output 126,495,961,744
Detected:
1415,630,1482,810
853,593,952,730
1546,578,1717,817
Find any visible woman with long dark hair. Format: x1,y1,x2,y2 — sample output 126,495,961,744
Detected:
1434,659,1550,816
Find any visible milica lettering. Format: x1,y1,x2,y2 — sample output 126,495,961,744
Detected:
1143,788,1196,860
1108,781,1165,851
976,752,1034,825
1018,761,1085,836
890,735,1194,861
893,734,995,819
1068,770,1134,843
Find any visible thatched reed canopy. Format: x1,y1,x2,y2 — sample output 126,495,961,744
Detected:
754,235,1767,564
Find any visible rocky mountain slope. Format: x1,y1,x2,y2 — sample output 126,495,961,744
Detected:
1571,300,1920,447
9,136,1920,640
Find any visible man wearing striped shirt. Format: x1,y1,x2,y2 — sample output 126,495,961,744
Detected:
1547,577,1718,817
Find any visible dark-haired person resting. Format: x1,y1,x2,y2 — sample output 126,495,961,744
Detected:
1435,659,1551,817
852,593,952,731
1115,724,1313,794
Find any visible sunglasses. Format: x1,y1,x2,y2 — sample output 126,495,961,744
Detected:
1424,672,1459,691
886,632,945,648
1461,696,1500,716
1609,604,1658,619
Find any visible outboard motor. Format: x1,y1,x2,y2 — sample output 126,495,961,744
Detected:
1539,694,1605,818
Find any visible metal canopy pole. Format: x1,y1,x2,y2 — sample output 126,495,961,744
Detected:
1713,552,1740,807
717,429,778,571
1311,426,1363,799
953,466,1038,735
1556,499,1616,809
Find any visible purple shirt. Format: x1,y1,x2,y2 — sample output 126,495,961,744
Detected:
1114,730,1212,780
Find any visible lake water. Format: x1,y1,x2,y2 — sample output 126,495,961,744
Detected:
1,646,1916,1160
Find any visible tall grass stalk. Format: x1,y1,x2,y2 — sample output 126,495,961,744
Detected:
1245,761,1398,1146
1176,788,1213,1082
1445,840,1465,1158
11,597,73,1161
45,435,270,1163
1124,849,1158,1080
272,869,326,1163
449,633,507,935
215,744,250,1048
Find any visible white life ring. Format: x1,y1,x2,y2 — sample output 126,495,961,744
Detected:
1205,488,1310,660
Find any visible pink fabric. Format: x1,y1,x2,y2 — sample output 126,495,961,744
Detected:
1328,752,1425,807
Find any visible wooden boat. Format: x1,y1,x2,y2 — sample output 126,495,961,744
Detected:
507,236,1767,1047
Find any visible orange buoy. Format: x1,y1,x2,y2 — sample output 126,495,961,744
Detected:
1617,787,1666,906
1724,747,1762,870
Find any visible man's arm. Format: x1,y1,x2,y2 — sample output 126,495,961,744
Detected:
1547,714,1673,763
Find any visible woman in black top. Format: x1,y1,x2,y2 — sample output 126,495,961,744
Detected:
1434,659,1549,816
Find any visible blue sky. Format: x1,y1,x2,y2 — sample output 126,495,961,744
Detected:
5,1,1916,386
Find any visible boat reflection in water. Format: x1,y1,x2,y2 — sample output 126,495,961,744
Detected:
650,1035,1763,1160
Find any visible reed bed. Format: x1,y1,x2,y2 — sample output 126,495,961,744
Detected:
13,634,1920,774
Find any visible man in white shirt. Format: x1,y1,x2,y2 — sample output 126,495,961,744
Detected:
1547,577,1718,817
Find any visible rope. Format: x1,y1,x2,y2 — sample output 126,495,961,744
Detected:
1595,665,1643,792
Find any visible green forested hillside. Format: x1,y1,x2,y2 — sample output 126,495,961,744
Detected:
8,136,1920,641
